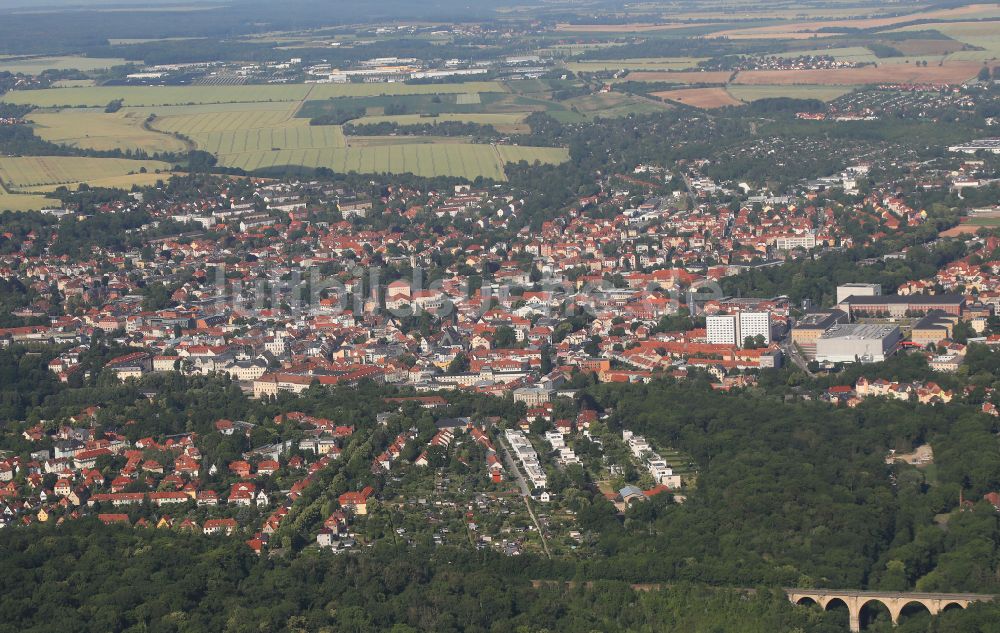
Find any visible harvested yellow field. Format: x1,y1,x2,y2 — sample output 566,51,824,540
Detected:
554,22,718,33
352,112,530,133
214,143,568,181
733,61,984,85
147,104,347,156
652,87,742,108
25,172,172,193
28,108,189,154
0,157,171,191
3,82,509,108
566,58,706,72
706,3,1000,39
624,71,732,84
0,184,56,212
0,55,128,74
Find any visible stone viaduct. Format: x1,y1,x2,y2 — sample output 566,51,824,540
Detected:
785,588,995,631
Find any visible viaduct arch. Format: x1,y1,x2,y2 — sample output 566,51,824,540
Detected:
785,589,995,631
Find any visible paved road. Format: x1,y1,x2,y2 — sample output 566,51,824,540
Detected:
781,338,815,377
498,436,551,559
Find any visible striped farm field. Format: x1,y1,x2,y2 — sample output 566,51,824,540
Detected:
0,183,55,212
566,58,706,72
27,108,189,154
0,55,129,75
653,87,741,108
0,156,171,191
2,82,509,108
733,61,984,86
623,71,733,84
216,143,568,181
494,145,571,165
26,172,172,193
352,112,530,132
8,83,563,182
726,84,857,102
147,103,347,155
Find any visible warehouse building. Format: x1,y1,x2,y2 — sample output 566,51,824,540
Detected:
815,324,902,364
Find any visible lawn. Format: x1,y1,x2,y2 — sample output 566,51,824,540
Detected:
0,156,171,191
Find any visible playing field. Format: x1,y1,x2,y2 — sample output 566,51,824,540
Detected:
2,82,509,108
0,157,171,191
28,108,190,154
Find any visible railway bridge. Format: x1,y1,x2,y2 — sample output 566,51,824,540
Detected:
785,588,995,631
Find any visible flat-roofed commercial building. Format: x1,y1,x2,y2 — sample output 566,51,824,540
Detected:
791,309,849,359
837,294,965,318
911,311,958,347
836,283,882,305
815,324,902,364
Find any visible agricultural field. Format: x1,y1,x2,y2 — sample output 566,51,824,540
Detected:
890,21,1000,61
781,46,879,64
27,108,189,154
553,22,720,33
297,93,510,118
652,87,741,108
726,84,856,102
0,156,171,191
732,61,985,85
351,113,531,133
623,70,733,84
0,184,56,212
559,92,672,119
704,3,1000,39
27,172,171,193
564,58,706,72
2,82,508,108
216,143,568,181
4,80,571,182
0,55,129,74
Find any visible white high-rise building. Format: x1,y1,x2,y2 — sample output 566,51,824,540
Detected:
706,315,738,346
738,311,772,347
706,311,771,348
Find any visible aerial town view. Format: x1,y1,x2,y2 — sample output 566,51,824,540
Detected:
1,0,1000,630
